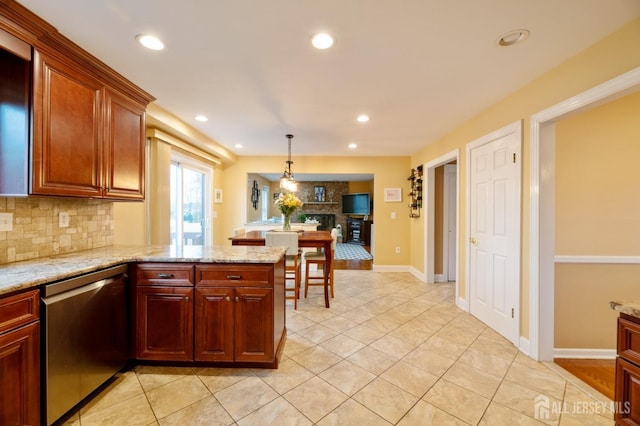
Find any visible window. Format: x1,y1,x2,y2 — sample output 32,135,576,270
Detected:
170,153,212,249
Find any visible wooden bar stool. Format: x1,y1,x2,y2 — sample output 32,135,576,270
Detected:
303,228,337,298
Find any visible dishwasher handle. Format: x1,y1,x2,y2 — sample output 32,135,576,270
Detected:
42,275,124,305
42,264,128,298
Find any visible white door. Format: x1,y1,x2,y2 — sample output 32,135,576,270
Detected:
468,124,520,344
444,164,457,281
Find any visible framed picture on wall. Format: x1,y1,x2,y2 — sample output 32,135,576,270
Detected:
314,186,326,202
214,188,223,203
384,188,402,202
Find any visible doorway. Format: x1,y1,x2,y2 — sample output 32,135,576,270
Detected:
530,66,640,361
425,150,459,291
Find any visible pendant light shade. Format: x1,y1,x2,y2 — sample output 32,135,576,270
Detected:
279,134,297,192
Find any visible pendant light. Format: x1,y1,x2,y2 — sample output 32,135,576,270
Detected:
279,134,297,192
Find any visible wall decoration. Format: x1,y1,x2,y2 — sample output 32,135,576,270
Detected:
408,166,423,218
314,186,326,202
384,188,402,202
214,188,223,203
251,180,260,210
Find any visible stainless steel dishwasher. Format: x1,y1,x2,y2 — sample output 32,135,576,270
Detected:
41,264,129,425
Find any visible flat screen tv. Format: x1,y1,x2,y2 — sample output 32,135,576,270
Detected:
342,193,370,215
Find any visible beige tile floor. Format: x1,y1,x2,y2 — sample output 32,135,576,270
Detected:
62,270,615,425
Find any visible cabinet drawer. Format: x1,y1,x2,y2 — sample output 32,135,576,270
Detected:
618,317,640,365
136,263,194,286
0,289,39,334
195,265,272,287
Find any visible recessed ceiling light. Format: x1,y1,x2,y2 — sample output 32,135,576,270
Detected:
194,115,208,122
311,33,335,50
234,144,243,149
136,34,165,51
356,114,370,123
348,143,358,149
497,29,530,47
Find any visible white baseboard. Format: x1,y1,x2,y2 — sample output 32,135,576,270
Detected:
434,274,446,283
456,296,467,311
409,266,426,282
371,264,411,273
554,348,616,359
519,336,531,357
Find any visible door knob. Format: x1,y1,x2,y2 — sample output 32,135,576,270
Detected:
469,237,477,245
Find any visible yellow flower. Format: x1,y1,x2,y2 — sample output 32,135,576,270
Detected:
275,192,303,216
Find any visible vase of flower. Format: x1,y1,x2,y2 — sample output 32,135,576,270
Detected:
275,192,303,231
283,213,292,231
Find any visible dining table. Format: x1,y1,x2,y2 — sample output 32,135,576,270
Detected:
229,230,333,308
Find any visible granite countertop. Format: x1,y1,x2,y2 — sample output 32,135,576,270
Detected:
0,245,286,296
610,301,640,319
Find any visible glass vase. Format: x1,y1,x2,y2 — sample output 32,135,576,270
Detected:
283,214,292,231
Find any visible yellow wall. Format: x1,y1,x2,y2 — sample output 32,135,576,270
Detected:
410,17,640,341
555,264,640,348
554,90,640,349
555,91,640,255
220,156,411,265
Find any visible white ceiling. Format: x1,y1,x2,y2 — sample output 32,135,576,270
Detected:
17,0,640,158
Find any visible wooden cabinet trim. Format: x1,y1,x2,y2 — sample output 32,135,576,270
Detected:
195,264,272,287
0,289,39,335
135,263,195,286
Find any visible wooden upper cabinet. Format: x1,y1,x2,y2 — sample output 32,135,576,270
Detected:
32,50,103,197
0,2,155,199
32,49,148,199
104,88,146,200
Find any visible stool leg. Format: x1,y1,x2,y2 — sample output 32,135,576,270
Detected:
304,261,310,298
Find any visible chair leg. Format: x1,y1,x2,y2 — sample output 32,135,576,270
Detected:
304,261,310,298
295,266,300,308
330,265,334,298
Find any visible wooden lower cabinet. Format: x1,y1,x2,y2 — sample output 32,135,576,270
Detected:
195,287,234,361
0,289,40,426
135,286,194,361
616,357,640,425
134,260,285,367
195,287,274,362
616,314,640,425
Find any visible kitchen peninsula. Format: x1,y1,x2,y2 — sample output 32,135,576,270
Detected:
0,245,286,426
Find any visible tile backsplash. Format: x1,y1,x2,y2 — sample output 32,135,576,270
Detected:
0,197,113,264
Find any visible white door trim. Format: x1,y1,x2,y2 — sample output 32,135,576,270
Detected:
466,120,522,345
529,65,640,361
424,149,460,297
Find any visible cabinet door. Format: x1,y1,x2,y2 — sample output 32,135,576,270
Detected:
32,50,104,197
103,88,146,200
136,286,193,361
616,357,640,425
234,287,274,362
0,322,40,426
194,287,234,362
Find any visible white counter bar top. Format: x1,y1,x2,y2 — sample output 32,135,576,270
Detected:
0,245,286,296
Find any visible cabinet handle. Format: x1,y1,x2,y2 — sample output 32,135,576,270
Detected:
185,296,190,302
235,296,240,302
158,273,174,279
226,275,242,280
225,296,231,302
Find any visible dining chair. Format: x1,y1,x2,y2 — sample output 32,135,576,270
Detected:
303,228,338,298
265,231,301,309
